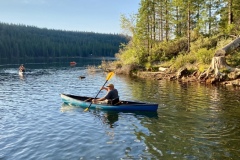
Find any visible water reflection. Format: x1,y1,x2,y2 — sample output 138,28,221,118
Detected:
2,61,240,159
60,103,79,112
19,73,25,80
60,103,159,129
92,110,119,128
110,77,240,158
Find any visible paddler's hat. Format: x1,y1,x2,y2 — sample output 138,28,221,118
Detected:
106,84,114,88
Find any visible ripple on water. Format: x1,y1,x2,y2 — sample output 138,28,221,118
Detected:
1,66,240,159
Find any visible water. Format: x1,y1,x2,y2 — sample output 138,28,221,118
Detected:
0,59,240,159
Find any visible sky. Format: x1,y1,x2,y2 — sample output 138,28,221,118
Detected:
0,0,139,34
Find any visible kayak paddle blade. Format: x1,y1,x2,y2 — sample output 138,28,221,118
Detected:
106,72,114,81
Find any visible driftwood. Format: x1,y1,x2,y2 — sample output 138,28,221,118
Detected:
199,37,240,83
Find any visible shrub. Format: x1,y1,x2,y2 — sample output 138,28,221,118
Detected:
226,50,240,67
198,64,208,73
196,48,214,64
152,38,188,60
170,53,197,71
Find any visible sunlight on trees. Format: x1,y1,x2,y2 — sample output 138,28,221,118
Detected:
118,0,240,72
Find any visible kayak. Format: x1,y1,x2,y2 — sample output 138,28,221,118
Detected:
70,61,77,66
60,93,158,111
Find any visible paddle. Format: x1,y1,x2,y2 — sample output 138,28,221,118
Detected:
84,72,114,112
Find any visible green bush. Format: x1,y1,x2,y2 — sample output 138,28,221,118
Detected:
152,38,188,60
196,48,214,64
198,64,208,73
226,50,240,67
170,53,197,70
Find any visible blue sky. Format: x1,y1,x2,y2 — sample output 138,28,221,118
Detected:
0,0,139,34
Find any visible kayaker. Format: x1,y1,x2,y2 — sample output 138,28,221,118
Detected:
92,83,119,104
19,64,25,72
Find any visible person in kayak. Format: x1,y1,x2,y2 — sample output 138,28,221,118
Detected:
92,83,119,104
19,64,25,72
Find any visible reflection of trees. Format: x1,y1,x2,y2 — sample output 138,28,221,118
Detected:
60,76,240,159
122,79,240,159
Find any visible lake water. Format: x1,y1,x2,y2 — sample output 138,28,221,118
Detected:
0,59,240,159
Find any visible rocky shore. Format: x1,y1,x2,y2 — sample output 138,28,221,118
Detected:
133,68,240,88
105,65,240,88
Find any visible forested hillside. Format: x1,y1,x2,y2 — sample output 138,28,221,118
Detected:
0,22,130,59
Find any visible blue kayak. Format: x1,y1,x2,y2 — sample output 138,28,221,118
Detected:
60,94,158,112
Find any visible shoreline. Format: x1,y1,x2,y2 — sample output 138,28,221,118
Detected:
130,70,240,88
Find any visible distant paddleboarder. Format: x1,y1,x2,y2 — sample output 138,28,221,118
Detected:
19,64,25,72
19,64,25,76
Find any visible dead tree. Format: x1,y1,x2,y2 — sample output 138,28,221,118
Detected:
199,37,240,82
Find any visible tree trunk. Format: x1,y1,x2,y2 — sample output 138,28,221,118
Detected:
187,1,191,53
214,37,240,56
165,0,169,41
199,37,240,82
228,0,233,25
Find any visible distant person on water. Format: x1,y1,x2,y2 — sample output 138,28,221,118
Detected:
92,83,119,104
19,64,25,72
